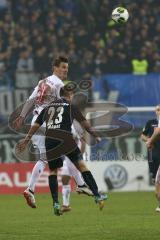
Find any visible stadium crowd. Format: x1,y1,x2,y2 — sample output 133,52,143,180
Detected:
0,0,160,88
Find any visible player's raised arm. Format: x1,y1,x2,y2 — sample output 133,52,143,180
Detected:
71,105,101,143
21,86,39,118
12,86,38,130
17,107,47,152
80,120,101,143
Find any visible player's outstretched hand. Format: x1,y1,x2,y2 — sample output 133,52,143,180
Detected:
16,139,28,153
12,116,24,130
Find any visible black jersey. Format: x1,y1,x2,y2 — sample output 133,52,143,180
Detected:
142,119,160,154
35,98,86,134
35,98,85,167
142,119,158,137
142,118,160,179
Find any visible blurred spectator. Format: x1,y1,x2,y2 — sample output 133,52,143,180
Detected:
0,61,12,89
0,0,160,83
132,52,149,75
34,46,50,78
0,0,8,13
92,68,109,100
16,47,38,88
153,54,160,73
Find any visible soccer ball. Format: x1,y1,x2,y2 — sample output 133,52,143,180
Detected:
112,7,129,23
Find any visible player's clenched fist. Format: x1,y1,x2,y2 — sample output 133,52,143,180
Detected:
16,139,28,152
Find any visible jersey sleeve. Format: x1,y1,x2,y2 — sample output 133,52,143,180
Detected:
20,86,38,118
29,86,38,100
142,121,151,136
35,108,47,126
71,105,86,123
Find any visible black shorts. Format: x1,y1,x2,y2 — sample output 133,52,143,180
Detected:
48,157,64,171
66,147,82,163
45,138,82,171
148,150,160,179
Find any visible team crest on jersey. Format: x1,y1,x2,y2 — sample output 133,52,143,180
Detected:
36,79,55,104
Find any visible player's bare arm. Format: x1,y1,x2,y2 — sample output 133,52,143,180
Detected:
80,120,101,143
17,123,41,152
12,100,35,130
141,133,149,142
12,87,38,130
71,103,101,144
146,128,160,148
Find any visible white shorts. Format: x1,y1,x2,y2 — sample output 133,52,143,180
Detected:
31,114,47,160
155,166,160,185
61,156,77,177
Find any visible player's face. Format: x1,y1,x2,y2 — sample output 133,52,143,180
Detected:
55,62,69,81
155,106,160,117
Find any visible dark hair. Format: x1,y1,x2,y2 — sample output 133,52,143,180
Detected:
53,56,69,67
60,86,73,97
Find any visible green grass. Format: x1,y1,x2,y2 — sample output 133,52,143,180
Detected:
0,192,159,240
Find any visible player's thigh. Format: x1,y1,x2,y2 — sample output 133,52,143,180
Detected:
32,134,47,160
152,157,160,179
155,166,160,185
65,157,78,172
65,157,83,177
31,116,46,149
48,157,63,171
66,147,82,164
66,148,88,171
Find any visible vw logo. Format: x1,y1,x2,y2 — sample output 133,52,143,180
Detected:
104,164,128,189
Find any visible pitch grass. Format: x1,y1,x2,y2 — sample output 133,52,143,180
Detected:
0,192,160,240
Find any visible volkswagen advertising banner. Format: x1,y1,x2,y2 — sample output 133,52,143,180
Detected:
86,160,153,192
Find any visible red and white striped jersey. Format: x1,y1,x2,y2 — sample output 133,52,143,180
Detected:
30,74,64,115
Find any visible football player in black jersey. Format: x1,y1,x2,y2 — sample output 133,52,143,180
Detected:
17,88,107,215
141,105,160,212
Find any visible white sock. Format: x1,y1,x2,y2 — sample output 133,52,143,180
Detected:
62,185,71,206
28,160,47,192
71,168,85,186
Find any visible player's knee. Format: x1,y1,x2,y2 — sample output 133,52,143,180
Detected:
75,161,89,172
156,192,160,201
62,175,70,185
